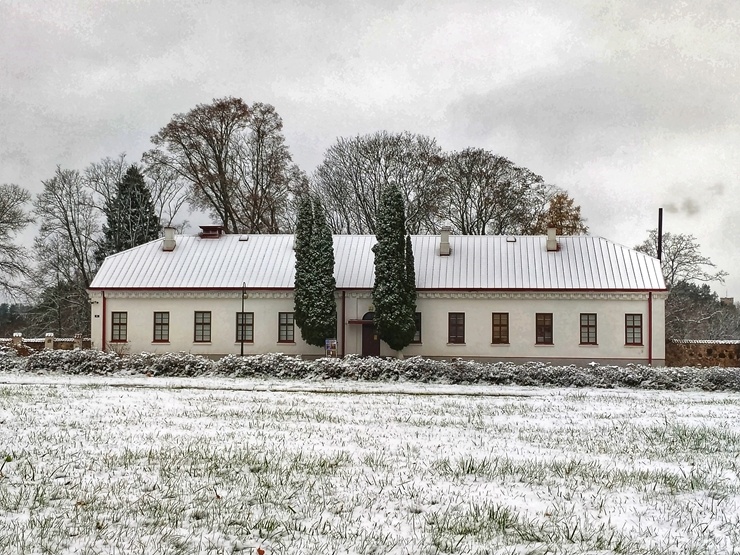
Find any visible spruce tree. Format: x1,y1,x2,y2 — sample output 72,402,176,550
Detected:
95,166,161,264
372,184,417,351
293,197,337,347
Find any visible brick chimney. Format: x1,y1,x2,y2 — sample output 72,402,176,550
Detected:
440,226,451,256
162,227,176,252
199,225,225,239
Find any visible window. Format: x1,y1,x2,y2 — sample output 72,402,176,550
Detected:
580,313,597,345
153,312,169,342
236,312,254,343
626,314,643,345
111,312,127,342
194,311,211,342
278,312,294,342
536,313,553,344
412,312,422,343
492,313,509,344
448,312,465,344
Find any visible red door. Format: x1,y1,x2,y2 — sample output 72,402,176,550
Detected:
361,312,380,356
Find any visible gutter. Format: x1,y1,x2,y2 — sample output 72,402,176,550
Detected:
86,286,668,293
341,291,346,357
101,291,107,352
648,292,653,365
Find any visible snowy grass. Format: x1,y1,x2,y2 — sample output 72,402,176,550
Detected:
1,374,739,554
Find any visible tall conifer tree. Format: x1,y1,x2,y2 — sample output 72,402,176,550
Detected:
293,196,337,347
95,166,161,264
372,184,417,351
404,233,417,317
293,196,314,335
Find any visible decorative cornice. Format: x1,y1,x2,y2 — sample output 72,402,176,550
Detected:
418,291,663,301
104,290,295,300
101,289,666,302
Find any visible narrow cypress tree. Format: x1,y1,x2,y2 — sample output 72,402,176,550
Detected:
404,233,417,319
294,197,337,347
306,198,337,345
372,184,417,351
95,165,161,264
293,196,314,334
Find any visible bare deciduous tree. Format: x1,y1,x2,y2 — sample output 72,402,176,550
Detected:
664,281,740,340
232,103,303,233
30,167,99,335
144,97,301,233
145,97,248,233
143,162,190,229
635,230,727,289
0,183,34,296
35,167,99,287
84,153,128,212
313,131,446,234
441,148,560,235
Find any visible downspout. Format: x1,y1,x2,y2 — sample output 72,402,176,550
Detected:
101,291,107,352
341,291,346,357
648,292,653,366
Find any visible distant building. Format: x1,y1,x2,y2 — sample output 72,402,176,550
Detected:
88,226,667,365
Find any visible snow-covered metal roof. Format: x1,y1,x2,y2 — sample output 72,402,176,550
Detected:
89,233,666,291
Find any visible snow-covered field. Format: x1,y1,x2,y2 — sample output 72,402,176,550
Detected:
1,373,739,554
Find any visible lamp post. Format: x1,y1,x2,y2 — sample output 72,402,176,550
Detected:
240,281,247,357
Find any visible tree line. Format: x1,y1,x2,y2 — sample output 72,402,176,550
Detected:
635,231,739,341
1,95,731,343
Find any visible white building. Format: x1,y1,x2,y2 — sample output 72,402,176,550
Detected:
88,226,667,365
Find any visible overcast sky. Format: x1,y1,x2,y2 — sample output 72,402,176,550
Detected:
1,0,738,294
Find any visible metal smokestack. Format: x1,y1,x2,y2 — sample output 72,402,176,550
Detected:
657,208,663,261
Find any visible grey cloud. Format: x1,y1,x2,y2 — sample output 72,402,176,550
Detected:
710,183,725,196
665,198,701,216
445,55,738,164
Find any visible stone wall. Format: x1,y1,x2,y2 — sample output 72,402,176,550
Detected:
666,340,740,367
0,333,91,356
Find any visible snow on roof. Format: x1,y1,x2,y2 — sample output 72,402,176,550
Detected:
89,233,666,291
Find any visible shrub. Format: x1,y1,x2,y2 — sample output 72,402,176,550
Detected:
2,349,739,392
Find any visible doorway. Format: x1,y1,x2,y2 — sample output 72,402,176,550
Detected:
361,312,380,356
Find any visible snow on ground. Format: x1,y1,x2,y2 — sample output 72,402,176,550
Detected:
1,373,739,554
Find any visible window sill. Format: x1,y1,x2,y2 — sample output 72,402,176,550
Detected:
447,342,466,346
625,344,644,347
579,344,599,347
235,342,254,345
491,342,510,346
109,340,128,344
193,342,212,345
535,343,554,347
152,341,170,344
278,342,296,345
